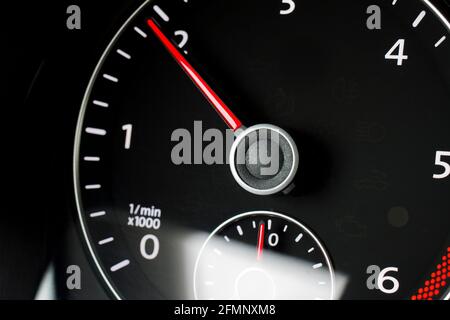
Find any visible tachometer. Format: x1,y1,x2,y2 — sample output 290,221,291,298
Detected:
74,0,450,300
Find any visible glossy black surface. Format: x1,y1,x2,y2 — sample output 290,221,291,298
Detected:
76,0,450,299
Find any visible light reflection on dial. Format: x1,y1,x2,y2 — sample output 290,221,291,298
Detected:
194,212,335,300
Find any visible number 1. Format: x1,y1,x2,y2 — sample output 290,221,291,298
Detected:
122,124,133,150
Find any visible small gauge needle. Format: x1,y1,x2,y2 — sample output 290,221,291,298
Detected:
257,222,265,260
147,19,243,132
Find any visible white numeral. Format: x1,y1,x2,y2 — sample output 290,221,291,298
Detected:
385,39,408,66
280,0,295,15
268,233,279,247
366,265,400,294
122,124,133,150
433,151,450,179
140,234,160,260
377,267,400,294
174,30,189,49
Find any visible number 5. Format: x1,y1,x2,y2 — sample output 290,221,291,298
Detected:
433,151,450,179
280,0,295,15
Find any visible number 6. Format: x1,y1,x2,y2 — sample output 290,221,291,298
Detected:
377,267,399,294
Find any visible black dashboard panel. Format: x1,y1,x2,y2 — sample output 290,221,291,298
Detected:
1,0,449,301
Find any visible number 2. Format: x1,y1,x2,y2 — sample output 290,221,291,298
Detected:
280,0,296,15
174,30,189,49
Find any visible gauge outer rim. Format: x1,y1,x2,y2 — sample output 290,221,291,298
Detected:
422,0,450,301
73,0,154,300
73,0,450,300
193,211,336,300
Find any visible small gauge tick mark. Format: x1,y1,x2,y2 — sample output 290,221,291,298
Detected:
412,11,426,28
85,184,101,190
153,5,170,22
89,211,106,218
103,74,119,83
116,49,131,60
110,260,130,272
84,156,100,162
133,26,147,38
98,237,114,245
435,36,446,47
85,127,107,136
93,100,109,108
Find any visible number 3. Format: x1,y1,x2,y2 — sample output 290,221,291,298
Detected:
280,0,296,15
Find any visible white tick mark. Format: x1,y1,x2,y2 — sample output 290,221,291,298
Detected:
283,225,288,232
93,100,109,108
412,11,426,28
85,127,107,136
89,211,106,218
224,236,230,242
98,237,114,245
313,263,323,269
103,74,119,83
85,184,101,190
116,49,131,60
308,247,315,253
84,156,100,162
267,219,272,231
435,36,446,47
237,225,243,236
295,233,303,243
153,5,170,22
110,260,130,272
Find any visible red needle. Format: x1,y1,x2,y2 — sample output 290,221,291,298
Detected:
147,19,243,132
257,222,265,260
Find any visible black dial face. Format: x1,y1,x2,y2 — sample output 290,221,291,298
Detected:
75,0,450,300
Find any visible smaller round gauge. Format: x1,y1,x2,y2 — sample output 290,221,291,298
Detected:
194,211,334,300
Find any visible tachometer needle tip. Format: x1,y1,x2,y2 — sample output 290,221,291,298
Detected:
146,19,243,131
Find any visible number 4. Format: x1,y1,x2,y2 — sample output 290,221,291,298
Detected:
385,39,408,66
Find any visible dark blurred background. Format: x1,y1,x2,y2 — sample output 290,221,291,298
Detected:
0,0,143,300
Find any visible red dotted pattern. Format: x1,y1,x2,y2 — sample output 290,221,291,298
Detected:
411,247,450,300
